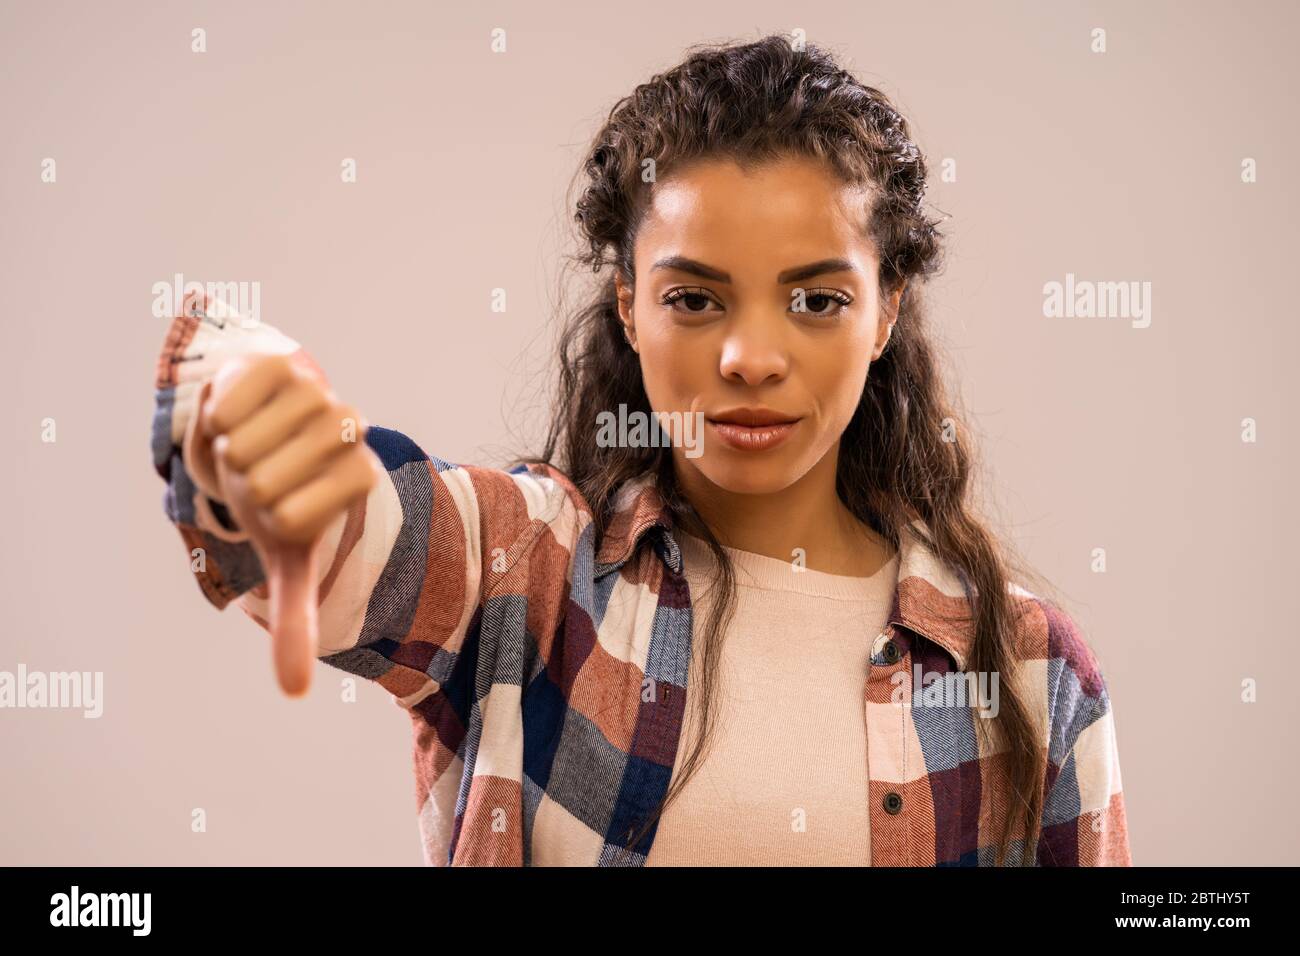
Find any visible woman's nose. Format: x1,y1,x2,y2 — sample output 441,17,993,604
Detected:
717,314,789,387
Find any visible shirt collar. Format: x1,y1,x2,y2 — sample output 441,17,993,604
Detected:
594,473,674,572
594,473,976,669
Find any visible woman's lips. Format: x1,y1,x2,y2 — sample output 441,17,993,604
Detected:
707,418,800,451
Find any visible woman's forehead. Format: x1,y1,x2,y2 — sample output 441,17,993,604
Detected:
636,159,876,273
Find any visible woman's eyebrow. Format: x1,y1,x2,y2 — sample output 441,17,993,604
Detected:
777,258,857,283
650,255,857,284
651,255,731,282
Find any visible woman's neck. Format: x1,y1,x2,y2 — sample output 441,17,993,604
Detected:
673,443,895,578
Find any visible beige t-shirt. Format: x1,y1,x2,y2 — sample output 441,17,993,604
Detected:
644,528,899,866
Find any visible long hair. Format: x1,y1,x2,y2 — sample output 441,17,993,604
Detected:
515,34,1049,866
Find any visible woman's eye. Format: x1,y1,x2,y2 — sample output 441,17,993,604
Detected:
795,288,853,318
661,287,720,314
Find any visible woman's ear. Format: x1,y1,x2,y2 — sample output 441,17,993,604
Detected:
614,272,639,353
873,281,906,361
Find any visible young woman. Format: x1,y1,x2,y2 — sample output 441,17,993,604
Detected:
152,35,1130,866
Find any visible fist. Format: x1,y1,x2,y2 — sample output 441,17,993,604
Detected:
194,352,383,696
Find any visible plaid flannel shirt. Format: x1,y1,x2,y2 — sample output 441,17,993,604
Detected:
152,293,1132,866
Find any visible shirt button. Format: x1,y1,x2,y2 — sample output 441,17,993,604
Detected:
882,640,901,664
883,791,904,815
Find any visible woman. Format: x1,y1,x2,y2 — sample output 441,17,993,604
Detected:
151,34,1130,866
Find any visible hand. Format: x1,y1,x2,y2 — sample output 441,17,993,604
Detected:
196,353,383,696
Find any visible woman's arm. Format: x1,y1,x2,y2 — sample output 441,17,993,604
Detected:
152,291,582,708
1034,602,1132,866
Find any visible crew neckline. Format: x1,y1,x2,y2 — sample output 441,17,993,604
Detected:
674,527,899,601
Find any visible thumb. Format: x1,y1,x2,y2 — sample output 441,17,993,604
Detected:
209,440,321,698
263,541,320,697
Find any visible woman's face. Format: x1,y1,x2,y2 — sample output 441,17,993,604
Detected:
616,154,901,497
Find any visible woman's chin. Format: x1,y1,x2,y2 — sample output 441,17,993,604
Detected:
690,457,805,497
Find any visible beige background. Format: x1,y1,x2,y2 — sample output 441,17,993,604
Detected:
2,0,1296,865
